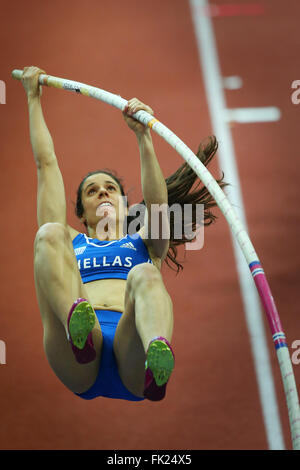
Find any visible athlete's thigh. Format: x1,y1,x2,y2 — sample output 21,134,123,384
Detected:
33,221,95,333
113,276,147,398
33,224,103,392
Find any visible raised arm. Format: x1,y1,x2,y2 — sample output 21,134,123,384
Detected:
123,98,169,261
22,66,78,239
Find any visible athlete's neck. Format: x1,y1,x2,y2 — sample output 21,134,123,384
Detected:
87,225,125,241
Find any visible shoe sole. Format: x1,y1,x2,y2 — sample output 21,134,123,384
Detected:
145,340,175,387
68,301,96,350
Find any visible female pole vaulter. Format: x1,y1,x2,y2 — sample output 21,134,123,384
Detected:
22,66,226,402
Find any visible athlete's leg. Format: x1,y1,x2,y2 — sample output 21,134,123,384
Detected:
113,263,174,397
34,222,102,393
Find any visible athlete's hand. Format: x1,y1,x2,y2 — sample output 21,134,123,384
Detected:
123,98,154,136
21,66,46,99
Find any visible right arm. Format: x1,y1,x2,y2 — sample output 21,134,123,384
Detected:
23,67,79,239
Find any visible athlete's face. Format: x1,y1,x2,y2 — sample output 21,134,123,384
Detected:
80,173,128,229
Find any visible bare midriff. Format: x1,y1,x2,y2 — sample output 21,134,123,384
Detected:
82,256,161,313
84,278,127,313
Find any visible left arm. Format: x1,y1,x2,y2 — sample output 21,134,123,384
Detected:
123,98,169,260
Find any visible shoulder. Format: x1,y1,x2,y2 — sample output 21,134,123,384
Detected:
67,225,81,241
137,226,168,270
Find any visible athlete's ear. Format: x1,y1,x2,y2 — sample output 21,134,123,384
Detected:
80,207,86,224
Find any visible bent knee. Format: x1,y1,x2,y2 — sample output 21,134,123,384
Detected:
34,223,70,250
127,263,162,293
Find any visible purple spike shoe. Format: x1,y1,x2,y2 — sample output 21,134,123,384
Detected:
67,298,96,364
144,336,175,401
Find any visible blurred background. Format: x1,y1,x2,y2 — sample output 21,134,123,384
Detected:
0,0,300,450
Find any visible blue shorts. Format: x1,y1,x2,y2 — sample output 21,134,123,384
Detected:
75,309,145,402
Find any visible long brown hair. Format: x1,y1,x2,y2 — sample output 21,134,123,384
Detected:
75,135,227,273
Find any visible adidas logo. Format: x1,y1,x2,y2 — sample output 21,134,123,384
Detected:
74,246,87,255
120,242,137,251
